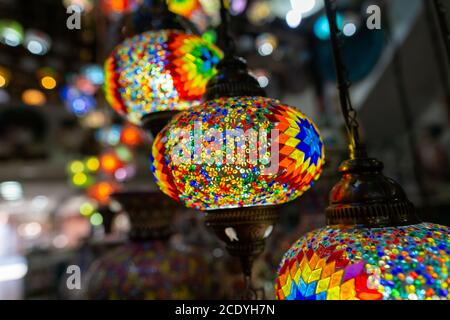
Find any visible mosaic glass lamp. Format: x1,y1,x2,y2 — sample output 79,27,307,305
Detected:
275,0,450,301
104,0,222,136
151,0,325,298
87,191,213,299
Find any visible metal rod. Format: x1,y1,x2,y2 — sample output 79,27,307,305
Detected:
382,2,430,205
323,0,363,158
433,0,450,66
218,0,236,55
426,0,450,119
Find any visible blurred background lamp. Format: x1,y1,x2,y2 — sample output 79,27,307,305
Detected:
63,0,94,13
0,257,28,282
291,0,315,13
115,145,133,163
52,234,69,249
286,9,302,28
120,125,143,147
72,172,88,187
257,75,269,88
256,33,277,56
100,152,123,174
114,168,128,181
18,222,42,238
230,0,247,15
90,212,103,226
24,29,52,55
247,0,273,25
168,0,201,17
60,85,96,116
81,110,107,129
252,69,271,88
0,89,10,104
86,157,100,172
41,76,57,90
87,182,120,205
69,160,84,174
70,95,95,115
31,195,49,210
0,20,24,47
81,64,105,86
314,13,344,40
0,66,11,88
80,202,95,216
0,181,23,201
291,0,324,17
343,22,357,37
101,0,135,15
22,89,46,106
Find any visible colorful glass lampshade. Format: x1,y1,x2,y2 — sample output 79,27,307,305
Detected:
276,223,450,300
86,191,213,299
104,29,222,127
275,150,450,301
87,241,213,299
152,95,325,211
275,0,450,301
168,0,200,18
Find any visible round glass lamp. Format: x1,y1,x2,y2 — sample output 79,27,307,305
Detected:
104,1,222,135
152,95,325,210
87,191,214,299
275,158,450,300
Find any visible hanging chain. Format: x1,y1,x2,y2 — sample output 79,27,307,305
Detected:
219,0,236,56
324,0,363,157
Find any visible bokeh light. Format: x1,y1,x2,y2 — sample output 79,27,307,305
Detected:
41,76,57,90
90,212,103,226
0,20,24,47
24,29,51,55
80,202,96,216
100,152,123,175
314,13,344,40
0,66,10,88
22,89,46,106
87,181,120,205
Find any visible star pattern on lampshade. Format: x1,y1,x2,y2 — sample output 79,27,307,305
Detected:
268,105,325,192
168,33,223,101
151,133,180,201
277,224,450,300
276,245,383,300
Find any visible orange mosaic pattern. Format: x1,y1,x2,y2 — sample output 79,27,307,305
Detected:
276,245,383,300
267,105,325,192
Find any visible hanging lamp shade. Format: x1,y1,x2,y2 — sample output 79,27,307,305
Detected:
168,0,200,17
87,191,214,299
276,223,449,300
276,158,450,300
275,0,450,301
151,95,325,210
104,1,222,130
